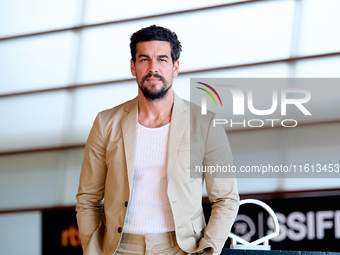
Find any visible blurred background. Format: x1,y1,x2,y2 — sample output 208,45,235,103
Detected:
0,0,340,254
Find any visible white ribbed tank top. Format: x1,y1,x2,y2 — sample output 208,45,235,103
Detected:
123,123,175,234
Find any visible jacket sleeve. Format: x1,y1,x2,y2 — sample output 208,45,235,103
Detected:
76,113,107,252
198,114,240,255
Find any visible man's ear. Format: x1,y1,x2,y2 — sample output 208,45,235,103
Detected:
173,60,180,78
130,59,136,77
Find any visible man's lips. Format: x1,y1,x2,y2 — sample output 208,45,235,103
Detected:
146,77,161,82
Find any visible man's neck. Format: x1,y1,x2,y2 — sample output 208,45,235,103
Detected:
138,90,174,128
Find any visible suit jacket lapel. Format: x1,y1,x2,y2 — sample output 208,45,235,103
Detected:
121,97,138,192
167,93,189,181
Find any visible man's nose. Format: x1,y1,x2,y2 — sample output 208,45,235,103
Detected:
148,60,158,73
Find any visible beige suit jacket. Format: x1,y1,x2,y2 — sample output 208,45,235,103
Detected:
76,93,239,255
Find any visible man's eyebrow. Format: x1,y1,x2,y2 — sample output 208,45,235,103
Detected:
138,54,150,58
158,55,169,59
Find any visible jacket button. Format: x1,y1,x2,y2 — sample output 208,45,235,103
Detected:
118,227,122,233
125,201,128,207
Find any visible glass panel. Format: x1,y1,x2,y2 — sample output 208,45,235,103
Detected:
284,123,340,182
174,63,291,100
293,78,340,122
0,148,84,209
0,91,69,151
229,128,286,173
84,0,248,24
194,63,291,78
70,82,138,143
0,212,41,254
0,32,75,94
228,123,340,188
0,0,79,37
228,129,289,191
177,0,294,70
297,0,340,56
78,1,294,83
77,24,132,83
285,123,340,165
0,151,61,209
293,56,340,77
62,149,85,205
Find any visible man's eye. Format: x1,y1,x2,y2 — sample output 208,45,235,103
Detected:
160,59,167,62
141,59,148,62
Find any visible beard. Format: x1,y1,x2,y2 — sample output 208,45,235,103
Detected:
138,73,172,101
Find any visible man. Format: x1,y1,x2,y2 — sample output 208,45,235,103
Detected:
76,25,239,255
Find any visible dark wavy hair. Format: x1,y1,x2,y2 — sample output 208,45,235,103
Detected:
130,25,182,64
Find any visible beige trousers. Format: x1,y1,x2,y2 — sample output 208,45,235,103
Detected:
114,232,191,255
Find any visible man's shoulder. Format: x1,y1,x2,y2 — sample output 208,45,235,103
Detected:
98,97,137,120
